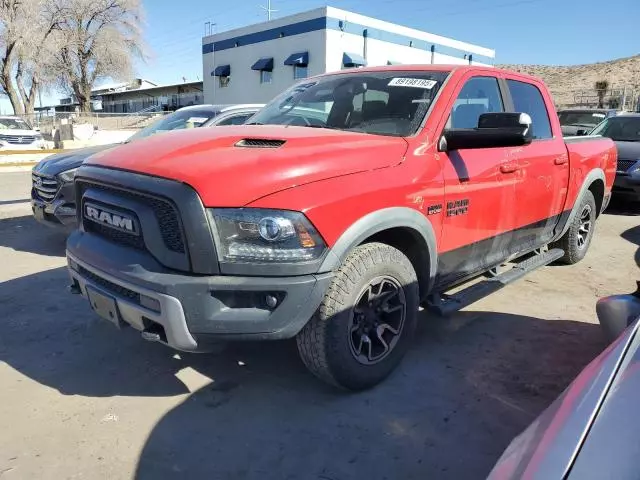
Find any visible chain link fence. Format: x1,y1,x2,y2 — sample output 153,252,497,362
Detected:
20,111,170,138
555,86,640,112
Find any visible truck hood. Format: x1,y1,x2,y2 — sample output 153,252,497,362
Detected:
35,144,118,176
85,125,409,206
0,128,39,136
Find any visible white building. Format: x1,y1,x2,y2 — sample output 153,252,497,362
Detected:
202,6,495,105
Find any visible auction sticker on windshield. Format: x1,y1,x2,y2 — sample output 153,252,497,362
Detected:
388,78,437,89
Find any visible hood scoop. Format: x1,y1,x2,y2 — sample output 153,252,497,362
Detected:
235,138,286,148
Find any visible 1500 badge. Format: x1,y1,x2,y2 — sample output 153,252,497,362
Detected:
446,199,469,216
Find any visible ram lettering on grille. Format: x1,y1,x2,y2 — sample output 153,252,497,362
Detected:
85,205,135,233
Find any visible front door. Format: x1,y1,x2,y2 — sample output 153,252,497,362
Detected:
435,75,519,288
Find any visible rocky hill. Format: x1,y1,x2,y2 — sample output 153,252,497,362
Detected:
498,55,640,108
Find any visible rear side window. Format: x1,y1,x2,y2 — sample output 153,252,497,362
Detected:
507,80,553,139
450,76,504,129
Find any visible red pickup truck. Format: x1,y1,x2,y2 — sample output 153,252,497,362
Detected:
66,66,616,390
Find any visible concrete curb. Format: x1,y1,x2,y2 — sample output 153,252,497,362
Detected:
0,149,63,154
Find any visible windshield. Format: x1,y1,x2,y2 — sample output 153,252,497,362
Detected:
590,116,640,142
128,108,219,141
0,117,32,130
249,70,449,137
558,111,608,127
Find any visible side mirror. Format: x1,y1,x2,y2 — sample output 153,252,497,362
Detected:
439,112,534,152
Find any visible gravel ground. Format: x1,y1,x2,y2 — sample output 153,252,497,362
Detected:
0,170,638,480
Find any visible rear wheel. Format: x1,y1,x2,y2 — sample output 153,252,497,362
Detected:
552,190,597,264
296,242,419,390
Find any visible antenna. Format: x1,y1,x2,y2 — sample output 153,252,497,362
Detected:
259,0,277,21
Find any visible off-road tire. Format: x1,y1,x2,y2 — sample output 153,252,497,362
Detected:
552,190,597,265
296,242,419,390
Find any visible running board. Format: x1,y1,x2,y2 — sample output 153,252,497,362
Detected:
428,248,565,316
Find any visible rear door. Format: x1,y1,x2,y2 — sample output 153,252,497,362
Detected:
504,78,569,251
435,74,519,288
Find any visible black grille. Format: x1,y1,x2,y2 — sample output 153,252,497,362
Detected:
79,266,140,304
32,172,59,202
85,219,145,250
235,138,285,148
78,181,185,253
617,159,637,173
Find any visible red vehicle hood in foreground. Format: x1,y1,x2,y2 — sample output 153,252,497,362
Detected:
85,125,409,207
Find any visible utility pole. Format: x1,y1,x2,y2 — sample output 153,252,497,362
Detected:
260,0,277,20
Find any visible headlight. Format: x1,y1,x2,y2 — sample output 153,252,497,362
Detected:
57,167,78,183
210,208,326,263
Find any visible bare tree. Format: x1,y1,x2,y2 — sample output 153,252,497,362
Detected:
0,0,60,114
51,0,144,112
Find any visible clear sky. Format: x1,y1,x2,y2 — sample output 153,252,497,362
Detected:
4,0,637,113
139,0,639,85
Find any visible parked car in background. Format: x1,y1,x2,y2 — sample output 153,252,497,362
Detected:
590,113,640,203
30,104,263,230
0,115,45,150
558,108,617,136
489,286,640,479
67,65,615,390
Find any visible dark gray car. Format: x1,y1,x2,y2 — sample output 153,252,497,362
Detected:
31,104,262,230
489,286,640,479
590,114,640,203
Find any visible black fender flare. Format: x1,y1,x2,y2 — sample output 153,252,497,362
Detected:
553,168,605,241
318,207,438,294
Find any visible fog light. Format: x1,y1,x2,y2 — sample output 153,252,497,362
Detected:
68,258,79,271
140,294,161,312
265,294,278,309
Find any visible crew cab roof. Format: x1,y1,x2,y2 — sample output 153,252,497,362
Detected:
312,64,544,85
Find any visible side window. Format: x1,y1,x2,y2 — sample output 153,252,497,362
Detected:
507,80,552,139
450,77,504,129
216,113,252,126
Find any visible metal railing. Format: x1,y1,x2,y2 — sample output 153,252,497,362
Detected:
19,111,171,137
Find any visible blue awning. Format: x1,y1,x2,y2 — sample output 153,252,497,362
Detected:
343,52,367,68
251,57,274,71
284,51,309,66
212,65,230,76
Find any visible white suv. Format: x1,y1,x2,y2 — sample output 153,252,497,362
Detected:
0,116,45,150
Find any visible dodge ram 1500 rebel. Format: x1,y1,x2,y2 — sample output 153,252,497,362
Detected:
66,66,616,390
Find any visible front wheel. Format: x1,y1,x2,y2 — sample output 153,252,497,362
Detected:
552,190,597,264
296,242,419,390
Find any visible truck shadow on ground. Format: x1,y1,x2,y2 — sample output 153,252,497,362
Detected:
0,215,67,257
0,266,606,479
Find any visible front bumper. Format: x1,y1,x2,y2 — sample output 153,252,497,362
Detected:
66,242,333,352
612,174,640,201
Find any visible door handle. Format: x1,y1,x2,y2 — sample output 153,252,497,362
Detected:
554,156,568,165
500,163,518,174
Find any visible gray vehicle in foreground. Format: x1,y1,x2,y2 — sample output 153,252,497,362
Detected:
589,113,640,204
31,104,262,230
489,286,640,479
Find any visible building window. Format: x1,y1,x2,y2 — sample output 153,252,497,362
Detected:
293,65,308,79
219,76,230,88
260,70,272,84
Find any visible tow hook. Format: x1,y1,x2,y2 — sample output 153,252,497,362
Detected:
141,330,162,343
